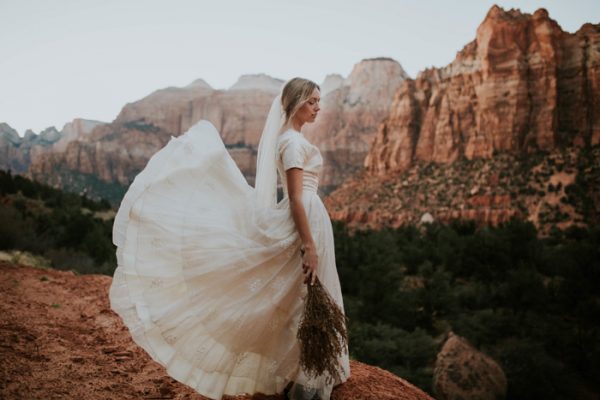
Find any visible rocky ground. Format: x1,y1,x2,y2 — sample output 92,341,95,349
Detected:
0,261,433,400
326,145,599,235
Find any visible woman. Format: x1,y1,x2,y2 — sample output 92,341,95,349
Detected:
109,77,350,400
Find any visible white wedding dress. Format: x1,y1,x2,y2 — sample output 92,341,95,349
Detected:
109,120,350,400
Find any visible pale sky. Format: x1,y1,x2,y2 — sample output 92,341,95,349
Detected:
1,0,598,137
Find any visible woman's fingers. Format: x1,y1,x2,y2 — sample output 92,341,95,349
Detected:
301,266,317,285
304,271,314,285
300,251,318,285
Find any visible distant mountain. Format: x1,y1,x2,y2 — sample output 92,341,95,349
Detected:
0,119,103,173
11,60,406,203
228,73,285,91
303,57,409,192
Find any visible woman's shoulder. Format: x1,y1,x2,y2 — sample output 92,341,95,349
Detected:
278,129,305,146
279,128,302,138
278,129,321,156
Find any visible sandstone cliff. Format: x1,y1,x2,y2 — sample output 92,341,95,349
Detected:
326,6,600,233
365,6,599,175
26,60,408,201
0,119,104,175
0,123,27,172
52,118,105,152
27,76,280,196
0,260,434,400
304,57,409,191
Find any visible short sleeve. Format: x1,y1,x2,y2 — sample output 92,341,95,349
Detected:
280,136,306,171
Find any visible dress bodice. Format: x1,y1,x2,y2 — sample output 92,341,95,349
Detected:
276,129,323,196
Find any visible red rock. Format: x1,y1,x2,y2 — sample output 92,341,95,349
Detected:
433,332,507,400
304,57,409,189
366,6,600,176
326,6,599,233
25,60,408,196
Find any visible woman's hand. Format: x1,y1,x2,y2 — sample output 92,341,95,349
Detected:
301,244,318,286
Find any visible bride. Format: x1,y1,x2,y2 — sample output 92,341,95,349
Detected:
109,77,351,400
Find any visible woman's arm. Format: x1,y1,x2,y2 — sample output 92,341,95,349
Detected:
286,167,318,285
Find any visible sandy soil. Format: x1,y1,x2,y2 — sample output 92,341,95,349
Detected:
0,261,433,400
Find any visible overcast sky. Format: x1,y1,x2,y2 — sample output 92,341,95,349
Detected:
1,0,598,136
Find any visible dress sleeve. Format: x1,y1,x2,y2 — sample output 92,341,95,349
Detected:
280,136,306,171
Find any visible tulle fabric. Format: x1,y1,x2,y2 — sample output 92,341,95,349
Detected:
109,120,350,400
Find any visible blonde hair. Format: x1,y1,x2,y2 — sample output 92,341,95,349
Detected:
281,77,320,127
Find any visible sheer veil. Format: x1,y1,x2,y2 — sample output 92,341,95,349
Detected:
253,80,290,209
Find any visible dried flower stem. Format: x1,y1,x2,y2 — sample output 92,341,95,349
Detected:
297,278,349,384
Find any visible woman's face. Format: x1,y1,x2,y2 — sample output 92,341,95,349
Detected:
295,87,321,124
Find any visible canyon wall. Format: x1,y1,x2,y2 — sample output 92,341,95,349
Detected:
19,60,408,200
326,6,600,234
365,6,599,176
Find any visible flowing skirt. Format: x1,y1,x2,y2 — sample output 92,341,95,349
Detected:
109,120,350,400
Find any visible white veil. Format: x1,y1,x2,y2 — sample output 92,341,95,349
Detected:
253,80,290,208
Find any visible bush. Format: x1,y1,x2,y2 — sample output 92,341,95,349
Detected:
0,170,116,274
332,220,600,399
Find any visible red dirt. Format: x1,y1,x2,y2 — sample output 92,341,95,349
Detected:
0,261,434,400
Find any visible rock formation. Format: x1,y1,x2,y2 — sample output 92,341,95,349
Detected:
27,77,281,195
0,123,27,172
0,119,104,174
320,73,345,96
1,124,62,173
304,57,409,191
326,6,600,233
366,6,600,176
433,332,507,400
228,73,285,92
0,260,434,400
24,59,408,201
52,118,104,152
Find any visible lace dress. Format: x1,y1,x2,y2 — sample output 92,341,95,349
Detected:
109,120,350,400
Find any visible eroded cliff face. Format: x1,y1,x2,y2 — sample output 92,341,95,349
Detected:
27,76,281,194
0,123,28,173
25,60,408,200
365,6,600,176
113,76,281,147
326,6,600,234
29,123,171,187
52,118,105,152
304,58,409,191
0,122,95,174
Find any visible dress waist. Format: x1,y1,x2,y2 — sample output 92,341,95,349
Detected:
302,173,319,193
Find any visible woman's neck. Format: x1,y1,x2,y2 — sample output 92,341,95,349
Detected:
289,116,304,132
282,123,303,134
